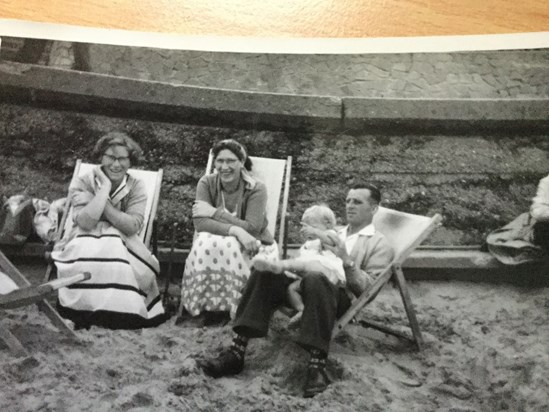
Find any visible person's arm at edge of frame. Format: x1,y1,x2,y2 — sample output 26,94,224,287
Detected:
530,175,549,222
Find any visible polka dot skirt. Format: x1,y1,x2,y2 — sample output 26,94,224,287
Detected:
181,232,279,317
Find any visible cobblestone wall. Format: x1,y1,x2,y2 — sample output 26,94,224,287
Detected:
77,45,549,98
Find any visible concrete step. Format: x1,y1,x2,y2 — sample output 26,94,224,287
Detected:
4,243,547,286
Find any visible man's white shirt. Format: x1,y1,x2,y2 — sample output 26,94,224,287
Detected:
337,224,376,255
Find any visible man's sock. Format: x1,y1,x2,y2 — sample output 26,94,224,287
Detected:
308,348,327,369
229,334,249,361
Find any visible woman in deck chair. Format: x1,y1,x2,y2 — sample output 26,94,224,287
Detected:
180,139,278,326
487,174,549,265
51,132,166,329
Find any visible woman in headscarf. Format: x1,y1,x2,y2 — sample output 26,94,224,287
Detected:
180,139,278,325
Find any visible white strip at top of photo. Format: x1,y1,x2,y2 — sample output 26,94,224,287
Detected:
0,18,548,54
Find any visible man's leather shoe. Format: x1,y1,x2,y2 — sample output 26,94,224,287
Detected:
303,365,331,398
197,349,244,378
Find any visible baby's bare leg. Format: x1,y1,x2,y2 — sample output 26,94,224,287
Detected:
284,259,327,275
286,280,304,329
286,280,304,312
288,311,303,329
253,258,327,278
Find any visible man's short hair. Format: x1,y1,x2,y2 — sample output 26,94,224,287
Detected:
350,182,381,205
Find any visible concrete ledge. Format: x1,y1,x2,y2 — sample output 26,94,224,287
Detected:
0,62,342,130
0,243,524,269
3,243,547,285
343,97,549,132
156,246,548,285
154,247,509,269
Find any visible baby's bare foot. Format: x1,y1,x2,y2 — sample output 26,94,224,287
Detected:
288,311,303,329
252,258,284,274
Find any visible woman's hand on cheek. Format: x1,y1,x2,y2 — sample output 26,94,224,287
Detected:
192,200,217,218
94,166,112,191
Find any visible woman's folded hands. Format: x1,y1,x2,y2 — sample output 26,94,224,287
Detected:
229,225,260,255
192,200,217,218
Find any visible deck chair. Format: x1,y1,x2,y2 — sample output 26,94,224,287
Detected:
204,152,293,256
0,249,90,357
44,159,163,281
332,207,442,350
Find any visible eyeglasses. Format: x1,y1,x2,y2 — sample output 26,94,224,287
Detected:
214,158,238,166
103,154,130,164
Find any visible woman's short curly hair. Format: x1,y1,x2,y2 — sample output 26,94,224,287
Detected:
93,132,143,165
212,139,253,171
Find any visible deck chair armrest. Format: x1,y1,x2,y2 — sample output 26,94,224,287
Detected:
45,272,91,290
0,272,91,309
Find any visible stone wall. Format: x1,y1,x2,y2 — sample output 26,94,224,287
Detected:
82,46,549,98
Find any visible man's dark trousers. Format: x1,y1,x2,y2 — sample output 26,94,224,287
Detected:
233,270,351,354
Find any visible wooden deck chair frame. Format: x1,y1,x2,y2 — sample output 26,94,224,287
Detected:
332,207,442,350
204,151,293,258
44,159,163,281
0,249,90,357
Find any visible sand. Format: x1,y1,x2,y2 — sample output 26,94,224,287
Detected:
1,278,548,412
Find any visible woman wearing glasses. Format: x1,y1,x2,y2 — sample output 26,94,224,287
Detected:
51,132,166,329
179,139,278,326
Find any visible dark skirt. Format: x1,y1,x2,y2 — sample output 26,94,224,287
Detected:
486,213,549,265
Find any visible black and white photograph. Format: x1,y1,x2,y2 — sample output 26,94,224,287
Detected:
0,34,548,410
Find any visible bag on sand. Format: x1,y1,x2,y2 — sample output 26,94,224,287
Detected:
0,195,34,245
32,197,66,243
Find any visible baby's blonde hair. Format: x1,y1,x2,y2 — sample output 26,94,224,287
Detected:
302,204,337,230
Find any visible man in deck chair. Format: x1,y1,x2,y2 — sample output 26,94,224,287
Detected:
198,182,394,398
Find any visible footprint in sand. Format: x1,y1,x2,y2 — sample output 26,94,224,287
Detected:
4,356,40,383
393,361,423,387
121,392,155,409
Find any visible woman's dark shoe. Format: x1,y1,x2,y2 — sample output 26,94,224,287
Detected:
303,362,331,398
202,311,231,327
198,349,244,378
174,308,197,326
